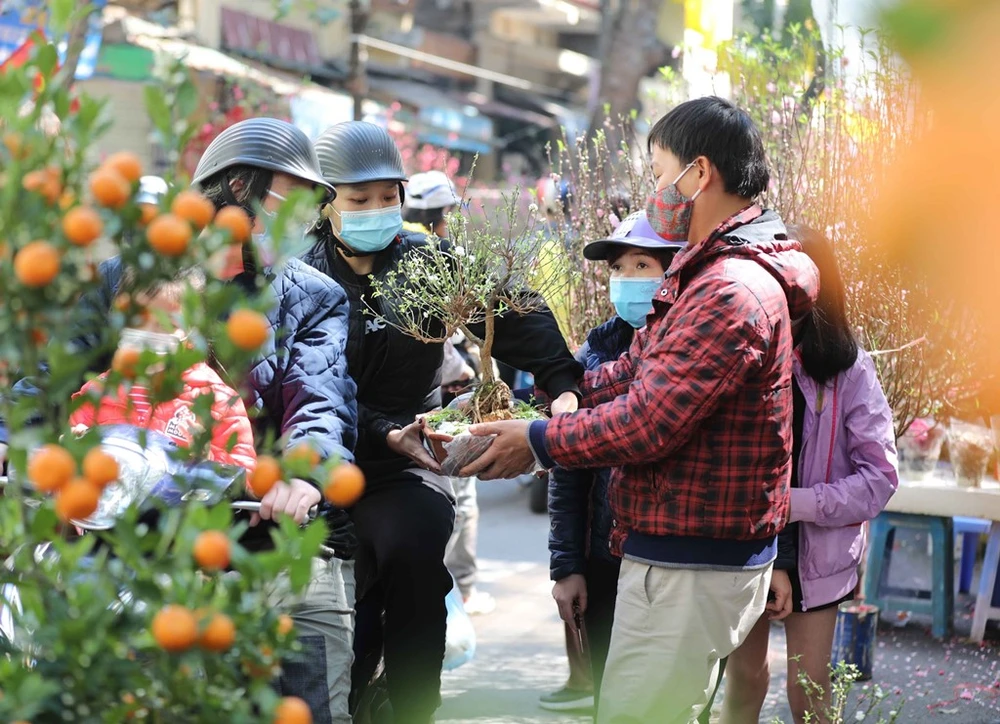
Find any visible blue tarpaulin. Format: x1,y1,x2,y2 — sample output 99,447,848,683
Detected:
0,0,106,80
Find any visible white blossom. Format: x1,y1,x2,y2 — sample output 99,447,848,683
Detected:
453,246,466,257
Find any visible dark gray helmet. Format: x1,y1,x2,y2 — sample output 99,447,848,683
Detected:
314,122,407,188
192,117,333,193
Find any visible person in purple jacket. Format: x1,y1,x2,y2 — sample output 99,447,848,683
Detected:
718,227,899,724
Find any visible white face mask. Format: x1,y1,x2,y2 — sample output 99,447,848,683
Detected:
253,190,292,267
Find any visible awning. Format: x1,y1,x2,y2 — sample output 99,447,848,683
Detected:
367,76,496,153
416,131,491,156
120,14,303,95
116,12,354,134
219,7,325,76
461,93,556,128
496,85,589,138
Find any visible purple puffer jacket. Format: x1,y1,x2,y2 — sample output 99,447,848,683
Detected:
790,349,899,611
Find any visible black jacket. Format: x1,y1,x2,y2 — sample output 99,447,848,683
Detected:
548,316,634,580
301,231,583,481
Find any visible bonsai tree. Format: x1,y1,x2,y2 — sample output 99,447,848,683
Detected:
367,192,567,425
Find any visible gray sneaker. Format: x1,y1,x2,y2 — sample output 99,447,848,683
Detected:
539,686,595,712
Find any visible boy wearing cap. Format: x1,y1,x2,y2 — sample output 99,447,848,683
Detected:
543,211,683,714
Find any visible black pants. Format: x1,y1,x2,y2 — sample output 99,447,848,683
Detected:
586,555,725,723
583,555,620,703
350,478,455,724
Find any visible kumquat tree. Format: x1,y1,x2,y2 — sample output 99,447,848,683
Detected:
0,12,353,724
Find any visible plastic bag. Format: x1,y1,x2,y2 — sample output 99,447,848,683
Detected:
443,582,476,671
439,434,496,477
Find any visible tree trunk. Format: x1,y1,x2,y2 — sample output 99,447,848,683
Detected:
479,310,496,388
348,0,369,121
587,0,673,148
51,11,91,95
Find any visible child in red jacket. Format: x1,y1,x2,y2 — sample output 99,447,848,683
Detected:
70,268,256,472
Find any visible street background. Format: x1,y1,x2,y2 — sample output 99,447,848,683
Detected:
438,481,1000,724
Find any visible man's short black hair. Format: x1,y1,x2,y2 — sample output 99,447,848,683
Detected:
647,97,770,199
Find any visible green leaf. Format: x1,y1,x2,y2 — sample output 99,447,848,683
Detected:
300,519,328,561
29,506,59,540
176,77,199,121
287,553,312,591
49,0,76,35
207,502,234,530
34,44,59,78
144,85,173,140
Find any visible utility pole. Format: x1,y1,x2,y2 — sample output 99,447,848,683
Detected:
348,0,369,121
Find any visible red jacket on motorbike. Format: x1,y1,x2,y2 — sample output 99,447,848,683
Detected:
69,362,257,472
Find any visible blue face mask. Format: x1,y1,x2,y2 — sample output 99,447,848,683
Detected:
610,277,663,328
334,204,403,254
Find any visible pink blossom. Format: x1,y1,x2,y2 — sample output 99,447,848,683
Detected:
232,85,244,100
766,82,777,93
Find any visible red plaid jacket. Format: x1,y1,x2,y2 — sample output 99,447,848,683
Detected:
541,206,818,554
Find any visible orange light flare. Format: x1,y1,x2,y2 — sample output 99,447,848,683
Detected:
870,0,1000,365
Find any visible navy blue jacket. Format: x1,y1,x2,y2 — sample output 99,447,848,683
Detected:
0,256,359,554
548,316,634,580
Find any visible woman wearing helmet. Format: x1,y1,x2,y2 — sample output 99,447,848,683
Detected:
302,121,582,724
402,170,459,238
57,119,359,724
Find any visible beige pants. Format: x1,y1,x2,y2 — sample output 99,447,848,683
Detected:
598,559,772,724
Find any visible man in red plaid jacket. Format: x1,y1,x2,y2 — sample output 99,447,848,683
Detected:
463,97,819,723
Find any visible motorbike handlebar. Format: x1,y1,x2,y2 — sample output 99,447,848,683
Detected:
229,500,320,522
1,477,318,522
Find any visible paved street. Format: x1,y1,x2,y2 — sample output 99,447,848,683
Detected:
438,480,1000,724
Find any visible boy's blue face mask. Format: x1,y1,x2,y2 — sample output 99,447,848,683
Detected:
610,277,663,328
333,204,404,255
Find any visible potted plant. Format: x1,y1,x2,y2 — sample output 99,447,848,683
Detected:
896,417,946,479
367,193,564,476
946,419,993,488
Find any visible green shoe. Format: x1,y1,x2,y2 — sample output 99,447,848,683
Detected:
539,686,595,712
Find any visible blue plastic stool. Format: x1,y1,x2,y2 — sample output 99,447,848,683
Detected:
955,516,991,594
864,512,954,639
